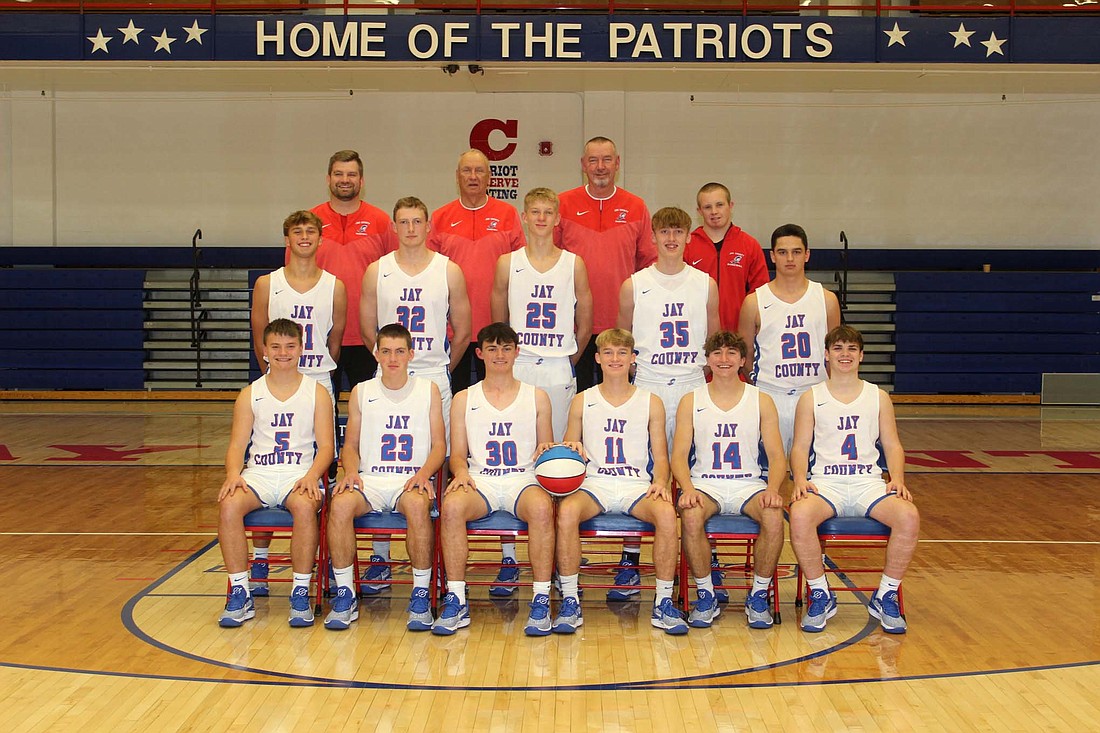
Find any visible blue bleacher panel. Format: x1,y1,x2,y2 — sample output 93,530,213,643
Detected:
0,269,146,390
893,272,1100,394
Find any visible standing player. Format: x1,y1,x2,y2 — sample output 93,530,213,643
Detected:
672,331,787,629
618,205,719,444
358,196,471,594
253,210,347,404
432,323,556,637
552,328,684,635
324,324,447,631
430,150,525,392
614,205,718,600
738,224,842,454
557,136,656,390
491,187,593,441
789,325,920,634
250,210,345,595
685,182,769,333
216,319,334,628
308,150,397,395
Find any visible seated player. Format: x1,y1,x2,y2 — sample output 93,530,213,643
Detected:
553,328,684,635
672,331,787,629
216,319,335,628
789,325,920,634
324,323,447,631
433,323,555,636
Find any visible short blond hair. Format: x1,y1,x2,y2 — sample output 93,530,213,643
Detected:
595,328,634,351
651,206,691,231
523,187,559,212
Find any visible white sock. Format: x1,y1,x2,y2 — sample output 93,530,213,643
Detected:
751,574,771,596
333,565,355,592
559,573,580,601
447,581,467,606
229,571,250,594
532,581,551,598
655,579,675,605
373,541,391,561
252,547,269,562
877,574,902,598
292,573,312,591
501,543,516,561
694,575,714,597
807,575,829,594
412,567,432,590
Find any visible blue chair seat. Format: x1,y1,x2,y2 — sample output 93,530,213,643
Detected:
579,514,654,534
818,517,891,536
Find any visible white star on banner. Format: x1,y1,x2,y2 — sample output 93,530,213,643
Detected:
183,21,208,44
949,22,975,48
118,20,143,44
152,29,177,54
884,22,909,48
87,28,112,54
981,32,1007,57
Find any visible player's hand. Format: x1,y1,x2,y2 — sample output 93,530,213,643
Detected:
404,472,436,500
560,441,589,462
644,482,671,503
444,474,477,497
533,442,557,460
759,489,784,509
887,479,913,502
292,474,324,501
218,474,249,502
333,474,360,495
791,480,819,502
678,488,703,510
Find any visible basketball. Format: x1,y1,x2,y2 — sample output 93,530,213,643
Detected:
534,445,586,497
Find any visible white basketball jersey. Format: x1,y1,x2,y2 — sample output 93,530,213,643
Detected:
631,265,710,384
690,384,764,483
246,374,318,470
466,382,538,477
581,386,654,481
376,252,451,372
752,281,829,395
508,248,578,358
357,376,433,477
267,268,337,376
809,381,883,480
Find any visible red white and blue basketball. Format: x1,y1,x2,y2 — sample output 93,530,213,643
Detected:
534,446,586,497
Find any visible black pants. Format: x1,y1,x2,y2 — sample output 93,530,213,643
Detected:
449,344,485,393
333,345,377,401
573,339,604,392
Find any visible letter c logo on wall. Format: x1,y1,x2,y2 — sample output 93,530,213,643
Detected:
470,119,518,162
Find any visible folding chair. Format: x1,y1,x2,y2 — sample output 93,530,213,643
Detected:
679,514,781,623
577,514,657,598
794,516,903,613
239,506,326,616
453,511,530,595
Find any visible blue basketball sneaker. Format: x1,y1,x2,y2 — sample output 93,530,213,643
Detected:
868,590,907,634
711,559,729,604
801,588,837,633
489,557,520,597
407,587,435,632
323,586,359,630
431,593,470,635
651,597,689,635
524,594,552,636
551,596,583,634
744,589,774,629
607,559,641,601
218,585,254,628
360,555,392,595
250,560,269,597
688,588,721,628
288,586,315,627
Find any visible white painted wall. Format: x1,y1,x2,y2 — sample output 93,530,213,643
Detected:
2,85,1097,249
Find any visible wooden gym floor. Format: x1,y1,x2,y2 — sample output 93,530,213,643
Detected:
0,399,1097,732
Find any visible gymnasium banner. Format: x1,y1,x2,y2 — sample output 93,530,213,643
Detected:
1,14,1098,64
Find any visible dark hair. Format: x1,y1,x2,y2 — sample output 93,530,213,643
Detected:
376,322,414,349
477,322,519,349
703,330,747,358
328,149,363,176
264,318,303,343
770,223,808,250
824,324,864,351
